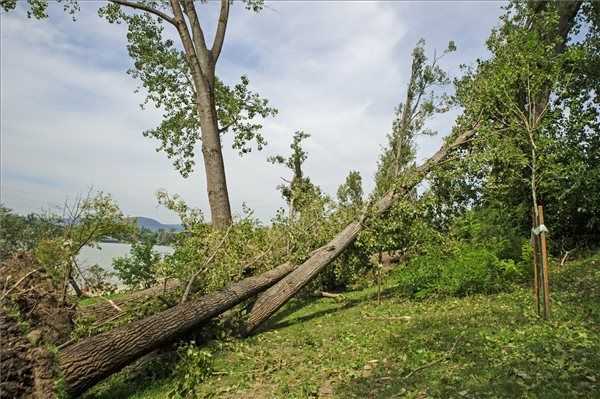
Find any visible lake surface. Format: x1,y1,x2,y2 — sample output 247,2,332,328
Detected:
76,242,173,285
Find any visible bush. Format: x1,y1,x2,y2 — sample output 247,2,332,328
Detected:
113,238,161,289
169,342,214,399
394,244,526,299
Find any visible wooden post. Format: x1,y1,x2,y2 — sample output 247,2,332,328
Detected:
531,209,540,316
537,205,551,319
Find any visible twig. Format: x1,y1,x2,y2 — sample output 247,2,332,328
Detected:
99,297,123,313
2,275,11,294
1,269,39,301
319,291,344,299
362,313,412,321
560,249,572,269
403,333,463,379
57,338,76,351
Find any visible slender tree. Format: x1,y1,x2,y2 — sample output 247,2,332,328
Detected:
374,39,455,196
2,0,277,228
268,131,319,219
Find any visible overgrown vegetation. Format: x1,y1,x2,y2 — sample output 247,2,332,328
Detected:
84,252,600,399
1,0,599,397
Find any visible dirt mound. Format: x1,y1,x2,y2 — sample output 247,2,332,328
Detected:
0,310,34,397
0,252,75,398
1,252,74,344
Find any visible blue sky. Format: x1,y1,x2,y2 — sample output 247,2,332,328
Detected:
1,1,505,224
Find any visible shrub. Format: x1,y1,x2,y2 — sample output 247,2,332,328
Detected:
113,238,161,289
394,244,526,299
169,342,214,399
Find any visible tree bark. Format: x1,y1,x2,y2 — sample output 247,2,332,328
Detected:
244,128,476,334
197,94,233,228
168,0,233,228
59,262,295,397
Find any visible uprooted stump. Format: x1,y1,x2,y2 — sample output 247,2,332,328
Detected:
0,252,75,398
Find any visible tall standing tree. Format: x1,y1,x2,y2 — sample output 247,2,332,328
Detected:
434,1,586,239
2,0,277,228
374,39,455,196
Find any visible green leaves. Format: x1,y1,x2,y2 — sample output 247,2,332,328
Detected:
216,75,278,156
336,171,364,209
170,342,214,399
268,130,318,211
96,5,278,177
0,0,80,20
439,1,600,249
375,38,452,196
113,237,161,289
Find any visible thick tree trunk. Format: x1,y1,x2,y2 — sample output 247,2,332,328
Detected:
244,129,476,334
198,93,233,228
59,262,295,397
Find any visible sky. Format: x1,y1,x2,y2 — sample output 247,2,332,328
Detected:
1,1,505,224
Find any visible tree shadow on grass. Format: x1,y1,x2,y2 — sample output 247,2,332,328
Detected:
253,284,400,335
334,298,600,399
83,349,179,399
254,297,365,335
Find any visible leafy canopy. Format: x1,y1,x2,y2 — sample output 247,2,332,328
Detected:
99,5,278,177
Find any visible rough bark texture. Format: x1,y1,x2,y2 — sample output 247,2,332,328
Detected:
198,100,233,228
245,129,476,334
59,262,295,397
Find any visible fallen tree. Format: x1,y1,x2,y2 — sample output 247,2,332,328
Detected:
244,128,476,333
56,127,472,396
58,261,296,397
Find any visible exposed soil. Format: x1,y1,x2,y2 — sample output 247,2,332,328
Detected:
0,252,75,398
0,310,34,398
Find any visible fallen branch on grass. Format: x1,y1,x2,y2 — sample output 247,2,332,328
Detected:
362,313,412,321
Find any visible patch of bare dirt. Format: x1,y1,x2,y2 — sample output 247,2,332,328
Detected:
0,252,75,398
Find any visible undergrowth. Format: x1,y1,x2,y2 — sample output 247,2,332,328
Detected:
85,251,600,399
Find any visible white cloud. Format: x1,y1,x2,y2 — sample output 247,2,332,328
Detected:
0,1,504,224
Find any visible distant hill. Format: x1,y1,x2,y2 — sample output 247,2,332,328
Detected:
133,217,183,232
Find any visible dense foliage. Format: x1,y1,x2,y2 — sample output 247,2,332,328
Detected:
113,237,162,289
432,1,600,251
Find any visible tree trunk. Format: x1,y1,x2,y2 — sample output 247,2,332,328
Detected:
244,129,476,334
59,262,295,397
69,277,83,297
197,92,233,228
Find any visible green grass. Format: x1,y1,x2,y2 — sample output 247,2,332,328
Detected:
86,252,600,399
77,290,130,307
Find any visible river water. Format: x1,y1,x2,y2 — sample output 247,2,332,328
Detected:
76,242,173,285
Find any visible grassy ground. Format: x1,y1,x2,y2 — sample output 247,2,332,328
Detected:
86,252,600,399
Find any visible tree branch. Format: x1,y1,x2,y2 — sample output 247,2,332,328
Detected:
168,0,209,92
211,0,230,62
1,269,39,301
180,224,233,303
109,0,176,26
181,0,212,73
